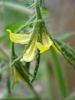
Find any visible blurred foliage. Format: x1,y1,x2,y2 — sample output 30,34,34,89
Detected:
0,0,75,100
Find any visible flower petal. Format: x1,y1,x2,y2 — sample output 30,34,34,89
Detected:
37,32,53,53
13,66,26,83
21,35,36,62
52,44,61,54
37,42,50,53
6,29,31,44
13,66,18,83
42,32,53,46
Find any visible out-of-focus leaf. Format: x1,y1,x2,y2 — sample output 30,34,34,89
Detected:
57,31,75,41
0,67,2,80
41,8,49,16
3,97,39,100
65,90,75,100
0,1,32,15
38,51,54,100
50,47,68,99
0,34,7,42
0,48,9,59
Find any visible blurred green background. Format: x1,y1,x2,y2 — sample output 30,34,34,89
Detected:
0,0,75,100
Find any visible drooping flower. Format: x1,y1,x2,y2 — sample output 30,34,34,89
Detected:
7,29,31,44
37,32,60,54
13,66,25,83
13,63,28,84
7,29,60,62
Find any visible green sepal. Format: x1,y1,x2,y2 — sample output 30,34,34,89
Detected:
31,49,40,83
30,19,43,83
14,62,30,83
55,39,75,69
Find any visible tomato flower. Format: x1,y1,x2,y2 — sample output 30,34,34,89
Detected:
13,66,25,83
7,29,60,62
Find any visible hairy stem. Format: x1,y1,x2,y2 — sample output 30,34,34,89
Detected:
34,0,42,19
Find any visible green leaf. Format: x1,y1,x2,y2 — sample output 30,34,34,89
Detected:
38,51,55,100
41,8,49,16
50,47,68,99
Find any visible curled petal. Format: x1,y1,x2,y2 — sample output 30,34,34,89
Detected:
21,36,36,62
42,32,53,46
52,44,61,54
7,29,31,44
37,43,50,53
13,66,25,83
13,66,18,83
37,32,53,53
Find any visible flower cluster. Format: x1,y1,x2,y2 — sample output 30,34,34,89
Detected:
7,29,60,62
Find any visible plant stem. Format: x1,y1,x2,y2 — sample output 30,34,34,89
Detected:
25,62,30,70
7,65,11,94
34,0,42,19
28,84,42,100
11,24,37,67
45,27,75,69
12,42,15,56
31,49,40,83
15,15,35,33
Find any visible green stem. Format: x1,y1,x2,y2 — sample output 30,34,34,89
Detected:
0,1,32,15
31,49,40,83
44,27,75,69
7,65,11,94
11,25,37,67
28,84,42,100
50,47,68,99
31,19,43,83
15,15,35,33
15,63,41,99
34,0,42,19
12,42,15,56
25,62,30,70
31,30,41,83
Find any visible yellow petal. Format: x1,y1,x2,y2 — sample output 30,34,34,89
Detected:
42,32,53,46
13,66,18,84
52,44,61,54
13,66,26,83
21,35,36,62
37,32,53,53
37,42,50,53
6,29,31,44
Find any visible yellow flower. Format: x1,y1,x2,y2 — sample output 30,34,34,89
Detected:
13,65,28,84
7,29,31,44
13,66,25,83
37,32,60,54
7,29,60,62
21,34,37,62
